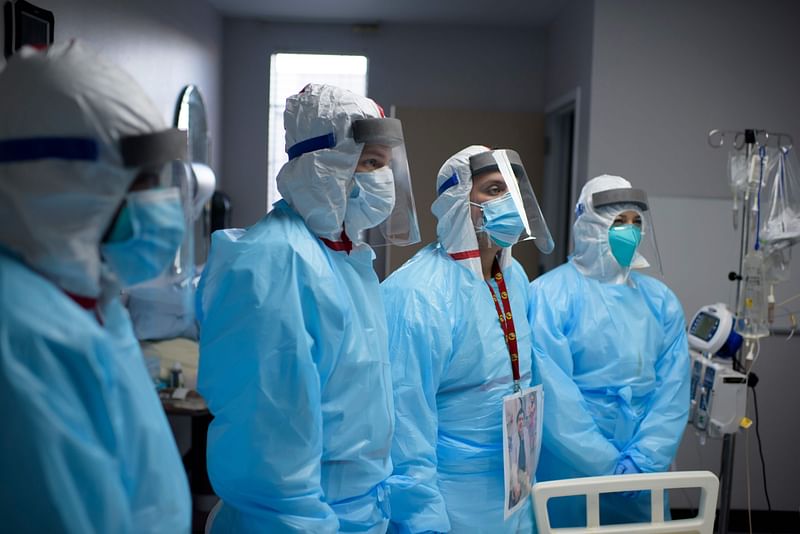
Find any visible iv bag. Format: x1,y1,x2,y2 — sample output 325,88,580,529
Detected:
736,251,770,339
760,147,800,251
763,246,791,284
728,149,750,196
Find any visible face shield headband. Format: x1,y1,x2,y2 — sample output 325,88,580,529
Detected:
0,128,187,180
591,187,649,212
284,117,404,159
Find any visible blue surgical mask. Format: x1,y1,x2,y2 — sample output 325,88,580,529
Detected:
473,192,525,248
608,224,642,267
344,167,396,236
101,187,185,287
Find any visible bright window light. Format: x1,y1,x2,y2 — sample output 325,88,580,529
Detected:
268,53,368,210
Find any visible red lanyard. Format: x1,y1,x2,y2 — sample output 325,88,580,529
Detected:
64,290,103,325
321,230,353,254
486,259,521,390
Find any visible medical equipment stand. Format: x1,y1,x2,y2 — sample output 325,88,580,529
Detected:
717,128,756,534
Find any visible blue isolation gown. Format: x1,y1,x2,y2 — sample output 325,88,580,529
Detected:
383,243,534,534
528,262,689,527
197,200,394,533
0,251,191,533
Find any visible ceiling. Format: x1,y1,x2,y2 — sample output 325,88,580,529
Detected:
206,0,565,27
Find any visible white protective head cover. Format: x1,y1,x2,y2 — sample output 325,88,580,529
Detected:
0,41,171,298
571,174,662,284
277,83,418,246
433,145,515,278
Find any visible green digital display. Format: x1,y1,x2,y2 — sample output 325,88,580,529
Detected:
692,312,719,341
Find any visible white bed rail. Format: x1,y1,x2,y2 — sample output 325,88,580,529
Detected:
532,470,719,534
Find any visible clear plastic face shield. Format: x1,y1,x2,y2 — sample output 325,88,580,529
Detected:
119,129,195,282
592,187,663,277
351,117,420,247
469,149,554,253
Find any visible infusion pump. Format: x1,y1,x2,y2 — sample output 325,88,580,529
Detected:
686,303,748,438
689,350,747,438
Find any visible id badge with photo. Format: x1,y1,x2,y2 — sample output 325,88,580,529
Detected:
502,385,543,519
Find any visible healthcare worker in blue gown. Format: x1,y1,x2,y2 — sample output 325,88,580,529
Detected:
0,41,191,532
528,174,689,527
197,84,420,533
383,145,554,533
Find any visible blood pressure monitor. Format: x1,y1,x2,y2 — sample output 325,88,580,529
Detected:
688,303,742,357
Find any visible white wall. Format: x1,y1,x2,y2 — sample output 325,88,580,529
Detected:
588,0,800,512
220,18,548,227
1,0,223,169
588,0,800,199
543,0,594,186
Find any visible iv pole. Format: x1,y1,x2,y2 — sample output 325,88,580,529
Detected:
717,128,756,534
709,127,793,532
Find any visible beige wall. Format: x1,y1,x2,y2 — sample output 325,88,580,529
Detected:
385,107,545,279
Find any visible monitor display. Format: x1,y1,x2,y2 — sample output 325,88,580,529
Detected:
692,312,719,341
20,10,50,48
4,0,55,59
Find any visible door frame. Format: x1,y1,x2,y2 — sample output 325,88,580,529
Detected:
541,87,581,272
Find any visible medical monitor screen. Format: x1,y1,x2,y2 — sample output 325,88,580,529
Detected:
20,11,49,46
4,0,55,59
692,312,718,341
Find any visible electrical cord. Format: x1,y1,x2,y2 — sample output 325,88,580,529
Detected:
746,374,776,534
751,387,773,513
745,384,772,532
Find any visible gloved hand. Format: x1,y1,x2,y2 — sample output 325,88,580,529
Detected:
614,456,642,498
614,456,639,475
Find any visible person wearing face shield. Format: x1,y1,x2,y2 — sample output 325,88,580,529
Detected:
527,175,689,527
0,42,191,532
382,145,554,533
196,83,420,533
